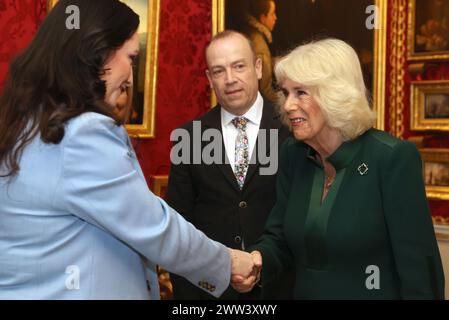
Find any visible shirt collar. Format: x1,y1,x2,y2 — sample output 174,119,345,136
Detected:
221,92,263,127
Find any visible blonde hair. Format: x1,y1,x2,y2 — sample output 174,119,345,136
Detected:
275,38,376,141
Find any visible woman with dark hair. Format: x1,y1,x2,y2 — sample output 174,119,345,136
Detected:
0,0,257,299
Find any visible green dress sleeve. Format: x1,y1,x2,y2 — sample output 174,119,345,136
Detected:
382,140,445,299
250,138,296,285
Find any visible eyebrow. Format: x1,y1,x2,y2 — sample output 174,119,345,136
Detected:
231,59,245,65
210,59,246,69
280,85,306,90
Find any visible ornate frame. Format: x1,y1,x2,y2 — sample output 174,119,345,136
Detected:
433,216,449,228
151,175,169,198
407,0,449,62
420,148,449,201
47,0,160,138
211,0,387,131
410,80,449,131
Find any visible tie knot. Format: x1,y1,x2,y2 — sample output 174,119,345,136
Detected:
231,117,248,130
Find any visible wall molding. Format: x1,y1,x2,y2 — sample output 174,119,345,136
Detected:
388,0,407,138
435,224,449,241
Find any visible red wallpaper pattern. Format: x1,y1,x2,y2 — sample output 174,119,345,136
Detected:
134,0,212,188
0,0,47,88
0,0,447,217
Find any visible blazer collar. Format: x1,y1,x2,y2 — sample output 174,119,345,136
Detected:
306,131,366,170
244,99,283,189
201,104,222,130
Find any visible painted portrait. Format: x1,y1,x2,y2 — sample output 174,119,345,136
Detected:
411,80,449,131
214,0,387,129
425,93,449,119
420,148,449,200
425,162,449,187
408,0,449,61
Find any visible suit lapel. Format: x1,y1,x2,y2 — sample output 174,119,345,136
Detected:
202,106,241,192
244,101,282,188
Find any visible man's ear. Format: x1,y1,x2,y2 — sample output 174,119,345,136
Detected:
205,69,214,89
255,57,263,80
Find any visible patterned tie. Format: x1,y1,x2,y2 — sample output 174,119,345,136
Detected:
232,117,249,189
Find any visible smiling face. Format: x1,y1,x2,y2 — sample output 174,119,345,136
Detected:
280,78,330,144
101,32,139,108
206,34,262,116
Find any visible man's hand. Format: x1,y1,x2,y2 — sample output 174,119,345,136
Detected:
230,250,262,293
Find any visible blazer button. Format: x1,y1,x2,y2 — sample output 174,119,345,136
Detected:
239,201,247,208
234,236,242,244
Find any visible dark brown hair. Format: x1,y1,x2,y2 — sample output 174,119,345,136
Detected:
249,0,274,20
0,0,139,177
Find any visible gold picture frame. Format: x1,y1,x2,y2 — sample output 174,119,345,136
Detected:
212,0,387,130
420,148,449,200
407,0,449,62
47,0,160,138
151,175,168,198
433,216,449,227
410,80,449,131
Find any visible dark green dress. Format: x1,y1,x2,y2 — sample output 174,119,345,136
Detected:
253,129,445,299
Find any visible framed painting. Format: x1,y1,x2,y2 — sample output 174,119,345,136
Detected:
47,0,160,138
151,175,168,198
212,0,387,130
433,216,449,226
407,0,449,62
410,80,449,131
420,148,449,200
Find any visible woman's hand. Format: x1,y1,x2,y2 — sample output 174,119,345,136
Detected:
230,250,262,293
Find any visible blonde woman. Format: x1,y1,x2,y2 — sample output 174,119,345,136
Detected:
234,38,445,299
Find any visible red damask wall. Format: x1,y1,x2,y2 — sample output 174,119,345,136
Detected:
135,0,212,185
0,0,47,88
0,0,448,217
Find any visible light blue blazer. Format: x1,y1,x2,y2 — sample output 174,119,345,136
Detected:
0,112,230,299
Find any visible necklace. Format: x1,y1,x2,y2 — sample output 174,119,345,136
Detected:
324,174,335,189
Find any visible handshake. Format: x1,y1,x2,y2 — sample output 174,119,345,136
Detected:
229,249,262,293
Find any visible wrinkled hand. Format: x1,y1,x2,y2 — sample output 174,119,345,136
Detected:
230,250,262,293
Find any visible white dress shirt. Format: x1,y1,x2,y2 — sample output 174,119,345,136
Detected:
221,92,264,174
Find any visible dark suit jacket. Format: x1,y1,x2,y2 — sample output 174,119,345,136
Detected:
167,100,293,299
